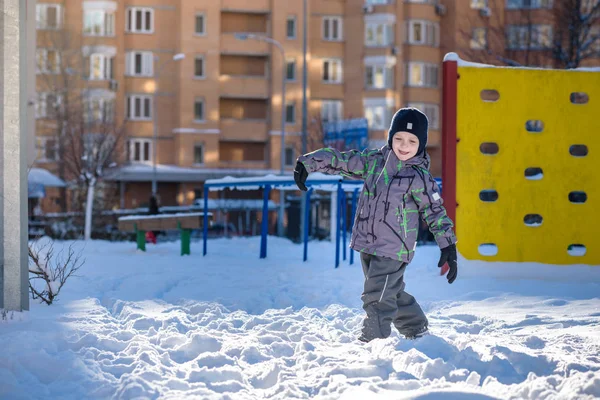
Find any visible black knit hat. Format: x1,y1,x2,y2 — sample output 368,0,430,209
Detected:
387,107,429,155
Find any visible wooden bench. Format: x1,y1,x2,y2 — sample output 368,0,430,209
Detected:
118,212,212,255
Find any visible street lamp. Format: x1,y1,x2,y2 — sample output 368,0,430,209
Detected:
235,33,287,237
152,52,185,197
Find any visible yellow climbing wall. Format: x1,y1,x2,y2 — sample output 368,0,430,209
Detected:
456,66,599,265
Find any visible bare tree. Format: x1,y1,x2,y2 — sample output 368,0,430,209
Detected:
62,108,125,240
28,241,84,305
36,27,125,238
552,0,600,68
36,28,87,211
459,0,600,68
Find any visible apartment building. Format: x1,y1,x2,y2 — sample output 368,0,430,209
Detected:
33,0,599,210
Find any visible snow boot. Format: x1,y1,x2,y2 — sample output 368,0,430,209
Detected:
403,325,429,340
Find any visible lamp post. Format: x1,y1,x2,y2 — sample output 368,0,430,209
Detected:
235,33,287,237
152,52,185,197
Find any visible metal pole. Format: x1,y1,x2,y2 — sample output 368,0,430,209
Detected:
152,67,159,196
299,0,308,244
203,185,208,256
278,45,286,237
335,182,341,268
303,187,312,262
260,185,271,259
342,190,347,261
301,0,308,155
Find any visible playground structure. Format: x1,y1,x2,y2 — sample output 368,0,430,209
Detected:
202,173,363,268
442,53,599,265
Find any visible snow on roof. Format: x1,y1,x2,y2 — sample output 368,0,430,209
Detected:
105,164,287,183
189,199,278,210
118,212,208,221
28,168,66,187
205,172,364,192
443,52,600,72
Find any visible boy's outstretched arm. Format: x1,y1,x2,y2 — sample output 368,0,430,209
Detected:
297,148,372,179
411,168,458,283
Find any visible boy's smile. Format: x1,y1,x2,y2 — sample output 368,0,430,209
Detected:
391,131,420,161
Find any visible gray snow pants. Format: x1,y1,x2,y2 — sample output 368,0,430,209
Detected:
360,252,428,340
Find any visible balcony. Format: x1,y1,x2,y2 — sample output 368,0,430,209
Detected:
220,75,268,99
221,0,270,13
220,119,268,142
220,33,269,55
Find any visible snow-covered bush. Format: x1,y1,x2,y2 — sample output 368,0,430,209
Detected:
28,238,84,305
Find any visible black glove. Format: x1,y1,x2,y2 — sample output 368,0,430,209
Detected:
438,244,458,284
294,161,308,191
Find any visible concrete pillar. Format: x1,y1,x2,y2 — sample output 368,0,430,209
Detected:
0,0,29,311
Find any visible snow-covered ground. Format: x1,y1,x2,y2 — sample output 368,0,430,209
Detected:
1,236,599,400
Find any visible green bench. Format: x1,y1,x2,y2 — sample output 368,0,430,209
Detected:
118,212,212,255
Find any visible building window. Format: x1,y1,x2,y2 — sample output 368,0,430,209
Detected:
322,59,343,83
85,98,114,123
36,4,62,30
286,103,296,124
126,95,152,120
407,103,439,130
194,143,204,164
365,65,394,89
127,7,153,33
35,93,62,119
35,93,47,119
506,25,553,50
287,16,296,39
194,56,205,78
195,14,206,35
407,20,439,46
126,51,154,77
364,105,391,131
471,28,487,49
284,147,295,167
36,49,61,74
321,100,343,123
471,0,488,9
35,137,59,162
322,16,343,41
507,0,553,9
406,62,438,88
83,10,115,36
194,98,205,121
365,23,394,47
89,54,113,80
127,139,152,163
286,60,296,81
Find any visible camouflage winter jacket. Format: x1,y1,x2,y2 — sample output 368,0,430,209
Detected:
298,145,457,263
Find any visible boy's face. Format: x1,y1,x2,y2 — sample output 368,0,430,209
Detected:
391,131,419,161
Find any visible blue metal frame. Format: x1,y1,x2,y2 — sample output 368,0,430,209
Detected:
335,182,342,268
260,184,271,259
202,177,364,267
303,188,313,261
342,190,347,261
203,185,209,256
204,179,362,190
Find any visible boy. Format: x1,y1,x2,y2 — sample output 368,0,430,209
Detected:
294,107,458,342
